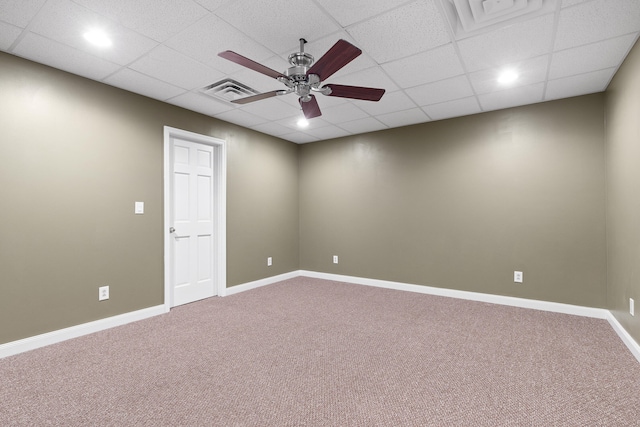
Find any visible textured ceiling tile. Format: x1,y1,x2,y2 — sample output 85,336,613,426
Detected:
550,34,638,80
545,68,615,100
167,92,235,116
554,0,640,50
561,0,590,7
408,75,474,106
357,90,417,115
165,14,273,73
381,44,465,89
316,0,412,27
215,108,268,127
0,21,22,49
468,56,549,94
240,97,301,121
29,0,157,66
215,0,339,54
318,103,370,124
422,97,482,121
304,125,351,141
478,82,545,111
457,14,555,72
329,66,399,92
104,68,186,101
278,131,321,144
251,121,295,137
347,0,451,64
375,108,430,127
0,0,46,27
12,32,121,80
338,117,388,133
71,0,209,42
130,45,224,90
192,0,227,12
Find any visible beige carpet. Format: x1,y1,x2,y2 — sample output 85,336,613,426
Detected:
1,277,639,426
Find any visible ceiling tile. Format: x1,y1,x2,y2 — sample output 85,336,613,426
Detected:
164,14,273,74
0,0,46,27
279,131,321,144
28,0,158,66
215,108,268,128
554,0,640,51
375,108,430,128
357,90,417,115
468,55,549,94
381,44,465,89
239,97,302,121
422,97,482,121
277,115,331,132
545,68,615,100
318,103,370,124
12,32,121,80
0,21,21,49
550,34,638,80
329,65,399,92
317,0,412,27
347,0,451,64
457,14,555,72
305,125,351,141
339,117,388,134
408,75,475,106
70,0,209,42
130,45,224,90
166,91,235,116
104,68,186,101
252,121,298,137
561,0,590,7
478,82,545,111
192,0,228,12
215,0,340,54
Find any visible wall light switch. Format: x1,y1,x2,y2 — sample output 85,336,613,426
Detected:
333,255,338,264
267,257,272,267
135,201,144,214
631,298,635,317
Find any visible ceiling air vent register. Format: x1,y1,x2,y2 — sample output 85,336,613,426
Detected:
200,79,259,103
440,0,557,38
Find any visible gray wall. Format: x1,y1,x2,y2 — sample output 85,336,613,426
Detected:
605,40,640,344
0,52,299,344
300,95,607,307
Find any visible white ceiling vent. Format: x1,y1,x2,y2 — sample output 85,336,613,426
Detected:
439,0,557,39
200,78,259,103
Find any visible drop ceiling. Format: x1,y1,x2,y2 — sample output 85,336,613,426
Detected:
1,0,639,143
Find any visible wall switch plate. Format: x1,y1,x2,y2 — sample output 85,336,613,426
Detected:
514,271,523,283
631,298,635,316
333,255,338,264
267,257,272,267
134,201,144,214
99,286,109,301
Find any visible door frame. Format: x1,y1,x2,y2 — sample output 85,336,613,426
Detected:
163,126,227,310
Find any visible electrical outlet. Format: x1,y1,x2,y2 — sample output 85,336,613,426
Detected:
333,255,338,264
99,286,109,301
631,298,635,317
267,257,272,267
514,271,523,283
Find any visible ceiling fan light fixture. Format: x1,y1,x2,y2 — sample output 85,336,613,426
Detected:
83,29,112,48
497,69,519,85
297,117,309,128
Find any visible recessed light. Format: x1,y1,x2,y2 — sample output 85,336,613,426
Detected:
297,117,309,128
83,29,112,48
497,69,519,85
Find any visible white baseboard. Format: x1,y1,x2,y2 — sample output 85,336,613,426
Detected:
300,270,609,318
606,312,640,363
0,305,167,359
222,270,301,297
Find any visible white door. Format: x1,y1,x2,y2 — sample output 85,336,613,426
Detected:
170,138,216,306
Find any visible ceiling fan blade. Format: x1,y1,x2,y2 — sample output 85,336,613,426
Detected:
299,95,322,119
323,84,385,101
307,39,361,81
218,50,285,79
231,90,282,105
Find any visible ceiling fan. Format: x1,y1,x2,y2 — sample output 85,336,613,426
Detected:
218,38,385,119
